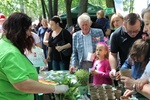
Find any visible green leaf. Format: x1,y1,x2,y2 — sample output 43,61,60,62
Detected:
75,69,90,85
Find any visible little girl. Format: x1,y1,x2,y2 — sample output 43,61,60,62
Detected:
90,42,112,86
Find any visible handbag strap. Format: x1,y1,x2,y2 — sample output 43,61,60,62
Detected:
61,29,65,43
59,29,64,62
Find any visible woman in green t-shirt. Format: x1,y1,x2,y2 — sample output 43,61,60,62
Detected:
0,12,69,100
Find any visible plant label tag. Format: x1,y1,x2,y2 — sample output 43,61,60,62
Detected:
86,52,95,62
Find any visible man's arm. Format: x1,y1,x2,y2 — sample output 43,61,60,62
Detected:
109,52,118,70
70,33,78,73
109,52,118,78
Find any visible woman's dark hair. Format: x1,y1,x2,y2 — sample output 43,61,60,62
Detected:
50,16,64,28
2,12,34,54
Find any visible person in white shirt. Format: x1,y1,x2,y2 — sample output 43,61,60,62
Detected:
31,32,42,48
25,32,47,73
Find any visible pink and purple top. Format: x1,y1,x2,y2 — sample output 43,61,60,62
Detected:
92,59,112,86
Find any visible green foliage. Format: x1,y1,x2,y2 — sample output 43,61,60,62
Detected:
0,0,19,15
0,0,42,21
0,0,106,21
89,0,106,8
49,72,80,100
75,69,90,86
123,0,135,12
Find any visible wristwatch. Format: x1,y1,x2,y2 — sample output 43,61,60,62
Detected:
132,83,137,94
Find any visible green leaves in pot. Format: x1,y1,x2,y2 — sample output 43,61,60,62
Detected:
75,69,90,86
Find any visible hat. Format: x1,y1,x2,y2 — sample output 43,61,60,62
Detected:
0,13,6,20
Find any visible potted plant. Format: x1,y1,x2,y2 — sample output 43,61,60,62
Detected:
75,69,90,95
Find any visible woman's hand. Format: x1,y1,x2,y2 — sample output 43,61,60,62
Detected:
123,89,134,97
55,46,64,52
47,55,51,62
54,85,69,94
120,76,135,90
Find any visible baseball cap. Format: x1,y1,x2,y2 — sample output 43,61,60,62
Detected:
0,13,6,20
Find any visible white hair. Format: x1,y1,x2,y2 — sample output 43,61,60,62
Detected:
77,14,91,26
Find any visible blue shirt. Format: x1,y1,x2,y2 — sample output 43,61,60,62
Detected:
121,56,143,79
82,31,93,60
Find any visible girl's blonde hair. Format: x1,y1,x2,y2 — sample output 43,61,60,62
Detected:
96,10,105,18
97,42,109,59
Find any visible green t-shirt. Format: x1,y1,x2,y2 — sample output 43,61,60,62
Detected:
0,36,38,100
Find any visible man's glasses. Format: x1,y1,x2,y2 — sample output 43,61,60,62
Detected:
126,30,140,34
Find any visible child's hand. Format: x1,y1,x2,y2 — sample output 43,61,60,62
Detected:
90,70,98,75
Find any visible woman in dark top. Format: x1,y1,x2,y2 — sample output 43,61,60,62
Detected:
47,16,72,70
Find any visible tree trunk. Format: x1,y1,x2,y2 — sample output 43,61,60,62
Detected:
129,0,134,13
65,0,73,27
48,0,53,19
106,0,115,19
41,0,46,18
44,0,49,19
78,0,88,16
54,0,58,16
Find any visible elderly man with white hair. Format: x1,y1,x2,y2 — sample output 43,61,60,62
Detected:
70,13,104,74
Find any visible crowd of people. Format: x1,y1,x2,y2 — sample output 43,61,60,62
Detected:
1,7,150,100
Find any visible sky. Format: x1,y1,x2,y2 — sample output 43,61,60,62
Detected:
114,0,149,17
134,0,148,16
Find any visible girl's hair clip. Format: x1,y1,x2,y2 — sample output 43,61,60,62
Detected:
97,42,108,47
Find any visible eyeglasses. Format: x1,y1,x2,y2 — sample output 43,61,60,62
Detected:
126,30,140,34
